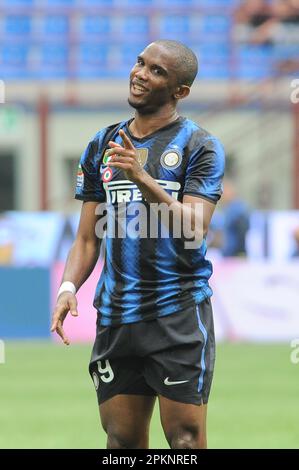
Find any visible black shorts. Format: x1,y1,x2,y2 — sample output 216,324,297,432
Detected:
89,297,215,406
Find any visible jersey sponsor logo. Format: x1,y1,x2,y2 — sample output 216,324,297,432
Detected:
164,377,189,386
102,167,113,183
76,164,84,188
103,179,181,203
160,149,182,170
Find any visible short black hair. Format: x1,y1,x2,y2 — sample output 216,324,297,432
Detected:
153,40,198,87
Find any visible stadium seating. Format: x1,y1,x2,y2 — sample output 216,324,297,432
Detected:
80,16,111,35
0,0,298,80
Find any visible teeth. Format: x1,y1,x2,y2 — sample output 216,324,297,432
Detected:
134,85,146,92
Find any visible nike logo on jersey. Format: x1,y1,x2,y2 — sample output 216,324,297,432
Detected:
164,377,189,386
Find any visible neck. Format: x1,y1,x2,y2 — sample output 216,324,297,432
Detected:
130,106,179,139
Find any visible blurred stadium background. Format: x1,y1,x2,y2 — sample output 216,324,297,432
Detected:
0,0,299,449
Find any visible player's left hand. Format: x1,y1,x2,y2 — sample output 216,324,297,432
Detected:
106,129,145,183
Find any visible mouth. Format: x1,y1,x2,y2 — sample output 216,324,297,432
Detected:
130,82,149,96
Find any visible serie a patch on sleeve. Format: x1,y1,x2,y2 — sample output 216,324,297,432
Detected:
76,164,84,188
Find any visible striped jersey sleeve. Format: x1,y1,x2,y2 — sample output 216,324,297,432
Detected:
75,132,106,203
183,136,225,203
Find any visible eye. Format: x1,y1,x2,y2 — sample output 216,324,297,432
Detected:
153,68,161,75
137,58,144,65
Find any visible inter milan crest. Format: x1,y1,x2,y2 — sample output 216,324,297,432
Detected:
160,149,182,170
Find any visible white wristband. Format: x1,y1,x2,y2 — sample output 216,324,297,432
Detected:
57,281,76,300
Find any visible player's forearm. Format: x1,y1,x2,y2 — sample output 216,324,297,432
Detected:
61,238,101,291
136,171,203,237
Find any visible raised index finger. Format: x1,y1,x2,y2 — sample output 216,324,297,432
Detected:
119,129,134,150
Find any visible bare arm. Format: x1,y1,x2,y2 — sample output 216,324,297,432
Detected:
51,201,103,345
61,201,102,289
136,171,216,239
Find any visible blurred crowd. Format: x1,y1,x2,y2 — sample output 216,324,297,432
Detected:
292,226,299,257
234,0,299,74
235,0,299,40
208,179,250,258
234,0,299,44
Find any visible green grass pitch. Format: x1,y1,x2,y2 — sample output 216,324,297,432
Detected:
0,342,298,448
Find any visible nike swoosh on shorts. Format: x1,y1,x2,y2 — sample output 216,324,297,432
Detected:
164,377,189,386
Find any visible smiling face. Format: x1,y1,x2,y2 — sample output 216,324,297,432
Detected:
128,43,182,115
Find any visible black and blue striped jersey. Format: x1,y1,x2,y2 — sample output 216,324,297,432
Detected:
75,116,225,326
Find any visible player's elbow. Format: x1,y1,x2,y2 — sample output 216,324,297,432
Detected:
72,236,101,260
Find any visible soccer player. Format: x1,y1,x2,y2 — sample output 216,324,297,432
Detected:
51,40,225,449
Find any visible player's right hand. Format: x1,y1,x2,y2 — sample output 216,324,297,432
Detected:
51,292,79,346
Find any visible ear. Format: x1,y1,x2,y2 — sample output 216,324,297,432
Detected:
173,85,190,100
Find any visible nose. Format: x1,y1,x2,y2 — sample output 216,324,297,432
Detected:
135,66,148,82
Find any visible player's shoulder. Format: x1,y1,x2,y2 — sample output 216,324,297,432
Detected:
184,118,224,142
91,120,128,145
183,118,224,155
